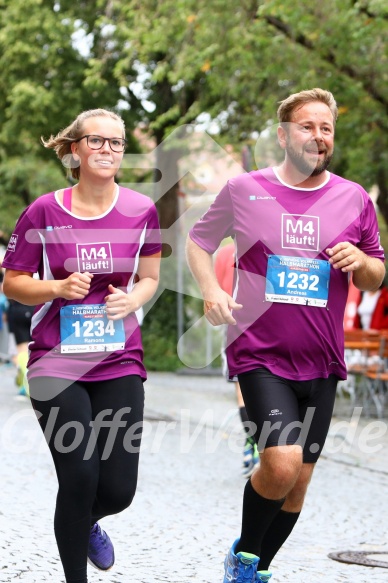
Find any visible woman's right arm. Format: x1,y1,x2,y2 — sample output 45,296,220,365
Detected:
3,270,93,305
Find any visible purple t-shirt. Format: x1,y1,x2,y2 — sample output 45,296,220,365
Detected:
190,168,385,381
2,186,161,382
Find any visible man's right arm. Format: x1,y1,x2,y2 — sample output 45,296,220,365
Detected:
185,236,242,326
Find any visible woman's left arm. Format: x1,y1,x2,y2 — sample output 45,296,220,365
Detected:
105,252,161,320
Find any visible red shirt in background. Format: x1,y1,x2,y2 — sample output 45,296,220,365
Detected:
344,278,361,330
214,243,235,296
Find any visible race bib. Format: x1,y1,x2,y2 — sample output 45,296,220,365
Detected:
60,304,125,353
265,255,330,307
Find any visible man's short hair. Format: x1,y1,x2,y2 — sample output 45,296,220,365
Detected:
277,88,338,126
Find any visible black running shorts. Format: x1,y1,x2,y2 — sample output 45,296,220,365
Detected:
238,368,338,463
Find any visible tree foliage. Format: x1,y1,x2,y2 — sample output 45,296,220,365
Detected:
109,0,388,215
0,0,138,234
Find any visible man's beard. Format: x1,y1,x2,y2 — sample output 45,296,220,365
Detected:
286,141,333,177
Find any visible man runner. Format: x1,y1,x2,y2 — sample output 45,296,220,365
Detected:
186,88,385,582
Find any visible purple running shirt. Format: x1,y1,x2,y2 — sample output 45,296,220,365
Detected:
2,186,161,381
190,168,385,381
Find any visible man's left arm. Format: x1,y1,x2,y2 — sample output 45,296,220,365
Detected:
326,242,385,291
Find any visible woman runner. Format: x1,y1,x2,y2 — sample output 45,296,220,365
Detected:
2,109,161,582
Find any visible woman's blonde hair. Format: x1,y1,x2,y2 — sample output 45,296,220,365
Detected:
277,88,338,126
41,109,125,180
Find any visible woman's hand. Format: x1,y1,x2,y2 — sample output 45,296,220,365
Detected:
104,284,136,320
56,272,93,300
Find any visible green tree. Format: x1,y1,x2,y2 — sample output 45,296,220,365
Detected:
0,0,138,233
100,0,388,221
1,0,387,230
217,0,388,242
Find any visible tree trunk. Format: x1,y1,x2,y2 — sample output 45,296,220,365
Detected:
376,167,388,226
154,133,180,257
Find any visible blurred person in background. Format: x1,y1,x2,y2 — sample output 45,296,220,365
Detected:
344,277,388,331
0,268,10,362
357,280,388,330
6,298,33,395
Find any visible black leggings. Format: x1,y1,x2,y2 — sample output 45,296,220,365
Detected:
29,375,145,583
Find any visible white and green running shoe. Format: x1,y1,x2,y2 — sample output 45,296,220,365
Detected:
256,570,272,582
223,538,259,582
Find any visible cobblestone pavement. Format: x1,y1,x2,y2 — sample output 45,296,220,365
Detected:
0,365,387,582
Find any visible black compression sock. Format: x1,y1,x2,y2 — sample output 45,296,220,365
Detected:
258,510,300,570
235,479,285,557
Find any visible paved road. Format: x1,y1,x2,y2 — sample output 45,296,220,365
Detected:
0,365,387,582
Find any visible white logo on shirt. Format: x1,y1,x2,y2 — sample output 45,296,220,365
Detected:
249,195,276,200
282,214,319,252
7,234,18,252
77,242,113,274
